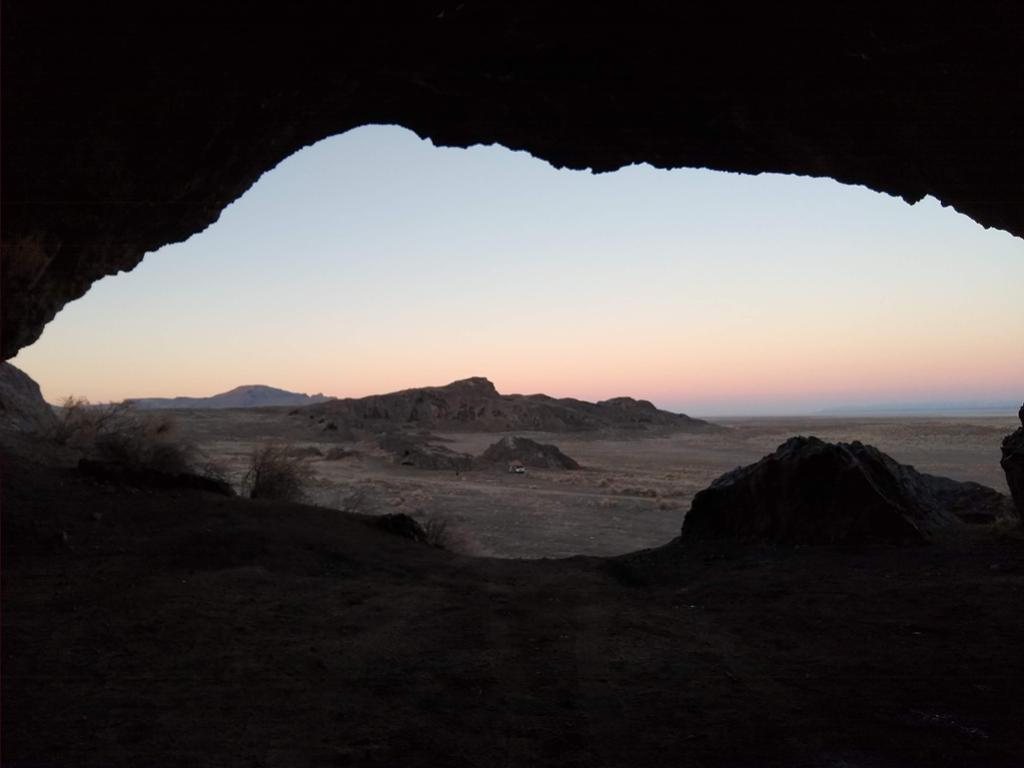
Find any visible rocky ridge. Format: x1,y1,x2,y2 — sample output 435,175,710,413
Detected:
305,377,713,434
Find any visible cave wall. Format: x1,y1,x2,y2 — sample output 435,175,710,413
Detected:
3,3,1022,359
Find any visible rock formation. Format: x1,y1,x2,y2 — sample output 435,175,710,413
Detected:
480,436,580,470
305,377,711,433
378,433,474,471
681,436,1010,545
0,363,56,436
3,4,1022,358
1000,404,1024,520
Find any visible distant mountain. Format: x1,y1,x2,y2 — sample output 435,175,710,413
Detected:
129,385,332,410
303,376,717,432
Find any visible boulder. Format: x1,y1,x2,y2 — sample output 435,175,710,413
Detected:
379,433,474,471
0,362,56,435
479,436,580,470
681,436,1010,545
1000,403,1024,520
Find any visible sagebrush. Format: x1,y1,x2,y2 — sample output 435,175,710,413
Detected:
242,443,313,502
423,517,451,549
52,396,214,476
52,396,134,447
420,515,474,553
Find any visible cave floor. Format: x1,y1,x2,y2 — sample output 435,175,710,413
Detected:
3,453,1023,767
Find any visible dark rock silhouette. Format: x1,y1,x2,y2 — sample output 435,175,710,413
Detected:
0,362,56,435
681,436,1010,545
307,377,713,433
480,436,580,470
1001,403,1024,519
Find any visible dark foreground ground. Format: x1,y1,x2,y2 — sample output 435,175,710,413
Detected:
4,453,1024,767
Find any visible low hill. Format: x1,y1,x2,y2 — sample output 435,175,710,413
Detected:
480,436,580,470
304,377,716,433
129,385,332,410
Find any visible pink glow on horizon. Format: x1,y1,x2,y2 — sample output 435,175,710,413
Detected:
9,126,1022,415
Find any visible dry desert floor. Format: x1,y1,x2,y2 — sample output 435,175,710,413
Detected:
171,411,1016,558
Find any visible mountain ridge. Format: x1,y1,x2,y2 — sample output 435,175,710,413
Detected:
304,376,717,433
128,385,331,410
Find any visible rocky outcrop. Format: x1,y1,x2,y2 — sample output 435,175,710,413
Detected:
379,434,474,471
306,377,712,433
1001,404,1024,520
3,4,1022,358
681,437,1010,545
0,363,56,435
480,436,580,470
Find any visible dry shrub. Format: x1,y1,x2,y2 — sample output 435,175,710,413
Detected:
94,416,195,474
328,486,375,514
52,396,134,447
53,396,207,476
339,487,371,513
243,443,313,502
419,514,475,553
193,457,230,485
423,517,452,549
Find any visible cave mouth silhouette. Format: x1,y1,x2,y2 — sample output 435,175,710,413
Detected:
4,9,1024,765
4,3,1022,361
7,124,1020,562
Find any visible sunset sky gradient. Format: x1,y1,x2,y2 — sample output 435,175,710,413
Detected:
12,126,1023,415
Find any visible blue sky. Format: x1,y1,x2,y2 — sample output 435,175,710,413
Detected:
12,125,1023,415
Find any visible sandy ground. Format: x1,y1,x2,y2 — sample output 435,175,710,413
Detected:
169,411,1017,559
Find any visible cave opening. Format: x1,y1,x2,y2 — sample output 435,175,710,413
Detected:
5,8,1024,761
9,124,1022,558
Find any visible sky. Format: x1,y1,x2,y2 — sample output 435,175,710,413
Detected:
11,125,1023,416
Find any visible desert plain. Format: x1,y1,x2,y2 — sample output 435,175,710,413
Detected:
172,409,1015,558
